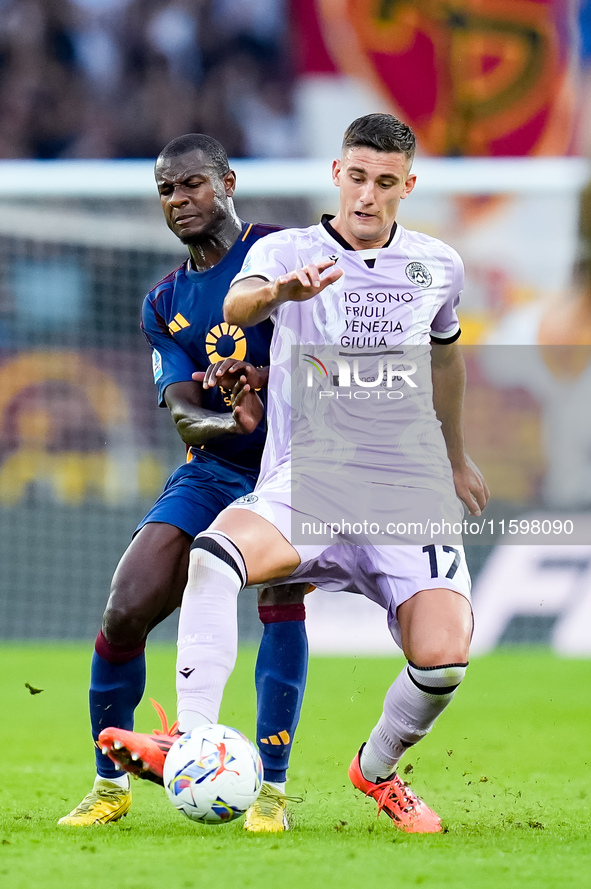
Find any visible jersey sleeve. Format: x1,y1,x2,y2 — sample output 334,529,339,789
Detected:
230,230,299,287
430,248,463,345
141,295,199,406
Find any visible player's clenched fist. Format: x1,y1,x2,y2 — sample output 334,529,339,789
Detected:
272,258,343,303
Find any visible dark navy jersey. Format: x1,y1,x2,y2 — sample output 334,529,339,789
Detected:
141,221,279,470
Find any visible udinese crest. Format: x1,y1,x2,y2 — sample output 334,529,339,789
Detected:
405,262,432,288
234,493,259,504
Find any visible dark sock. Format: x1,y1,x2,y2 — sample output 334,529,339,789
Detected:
255,603,308,784
89,630,146,779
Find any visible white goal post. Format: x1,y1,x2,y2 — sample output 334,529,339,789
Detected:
0,156,588,198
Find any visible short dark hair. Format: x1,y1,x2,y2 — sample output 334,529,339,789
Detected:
342,114,416,163
156,134,230,177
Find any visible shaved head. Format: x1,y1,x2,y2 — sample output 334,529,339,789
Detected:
157,134,230,177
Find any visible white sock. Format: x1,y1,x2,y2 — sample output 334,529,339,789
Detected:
176,532,246,726
264,780,286,794
96,773,129,790
360,662,467,782
177,711,212,734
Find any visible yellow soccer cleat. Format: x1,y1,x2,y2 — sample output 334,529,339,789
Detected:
244,783,290,833
58,778,131,826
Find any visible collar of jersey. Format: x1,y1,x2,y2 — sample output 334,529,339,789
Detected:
320,214,399,261
184,221,252,281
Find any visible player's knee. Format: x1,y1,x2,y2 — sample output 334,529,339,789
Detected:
102,580,157,647
408,638,470,667
102,605,148,648
404,616,471,666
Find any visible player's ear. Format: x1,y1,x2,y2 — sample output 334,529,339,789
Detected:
331,158,342,186
401,173,417,199
223,169,237,197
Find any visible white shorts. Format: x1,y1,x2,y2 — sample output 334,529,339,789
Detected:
229,490,472,649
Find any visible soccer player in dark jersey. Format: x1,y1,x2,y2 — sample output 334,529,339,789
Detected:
58,134,308,832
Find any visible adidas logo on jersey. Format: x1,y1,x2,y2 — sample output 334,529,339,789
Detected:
168,313,191,334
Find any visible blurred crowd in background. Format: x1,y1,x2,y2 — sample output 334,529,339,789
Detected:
3,0,591,160
0,0,298,159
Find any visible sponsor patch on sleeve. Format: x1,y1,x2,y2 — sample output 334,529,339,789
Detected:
152,348,163,382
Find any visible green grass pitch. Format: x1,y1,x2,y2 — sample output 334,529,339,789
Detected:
1,645,590,889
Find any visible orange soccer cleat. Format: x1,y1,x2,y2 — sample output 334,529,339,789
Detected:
348,747,442,833
98,699,180,786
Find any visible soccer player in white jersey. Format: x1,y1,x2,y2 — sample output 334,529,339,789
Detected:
103,114,489,832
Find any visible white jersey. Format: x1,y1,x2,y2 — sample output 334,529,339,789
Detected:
229,219,471,625
232,220,463,516
235,219,462,347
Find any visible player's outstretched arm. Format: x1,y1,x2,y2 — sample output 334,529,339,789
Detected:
431,342,490,516
223,259,344,327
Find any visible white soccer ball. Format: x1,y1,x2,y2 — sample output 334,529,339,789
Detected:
163,724,263,823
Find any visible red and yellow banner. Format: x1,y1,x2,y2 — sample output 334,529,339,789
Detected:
298,0,577,155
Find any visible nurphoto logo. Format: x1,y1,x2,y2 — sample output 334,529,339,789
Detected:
302,353,417,399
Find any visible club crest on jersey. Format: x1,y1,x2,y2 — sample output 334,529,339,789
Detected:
405,262,432,288
205,323,247,364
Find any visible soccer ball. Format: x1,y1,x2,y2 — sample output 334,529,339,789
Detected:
163,724,263,823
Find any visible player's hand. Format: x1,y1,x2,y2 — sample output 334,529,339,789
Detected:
452,456,490,516
193,360,269,391
272,258,343,304
231,375,264,435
